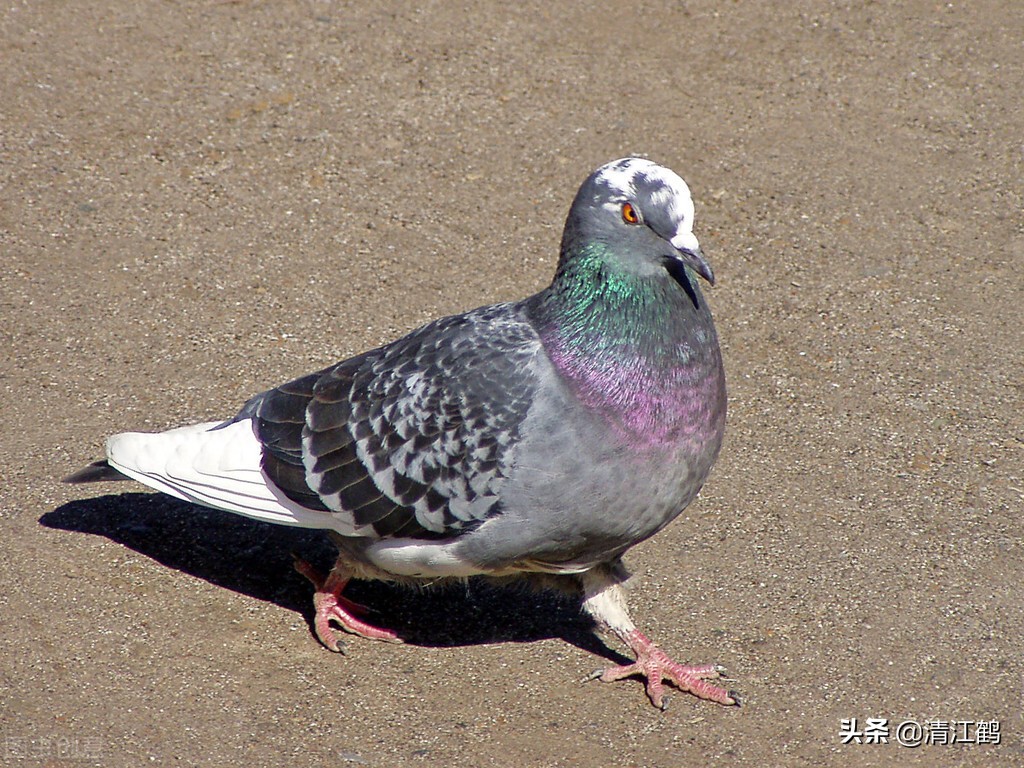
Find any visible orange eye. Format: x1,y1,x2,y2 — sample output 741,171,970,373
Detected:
621,202,640,224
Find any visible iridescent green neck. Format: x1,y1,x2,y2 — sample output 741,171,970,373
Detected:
535,242,704,355
528,241,723,448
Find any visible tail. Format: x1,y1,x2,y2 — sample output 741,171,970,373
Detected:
64,460,130,484
64,419,336,531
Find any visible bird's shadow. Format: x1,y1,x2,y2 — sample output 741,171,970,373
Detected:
41,493,628,663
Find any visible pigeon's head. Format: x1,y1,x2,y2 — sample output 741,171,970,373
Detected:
561,157,714,285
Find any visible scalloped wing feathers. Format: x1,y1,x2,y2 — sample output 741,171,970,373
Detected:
249,303,542,541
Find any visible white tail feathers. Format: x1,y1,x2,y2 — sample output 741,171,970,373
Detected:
105,419,337,531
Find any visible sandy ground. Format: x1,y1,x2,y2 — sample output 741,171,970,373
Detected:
3,1,1022,766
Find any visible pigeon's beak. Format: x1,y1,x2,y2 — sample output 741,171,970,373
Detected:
669,231,715,285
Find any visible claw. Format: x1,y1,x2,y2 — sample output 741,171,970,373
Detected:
579,570,739,709
293,557,401,649
596,630,738,709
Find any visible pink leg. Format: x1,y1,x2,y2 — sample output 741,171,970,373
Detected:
293,557,401,651
595,629,736,709
580,566,739,710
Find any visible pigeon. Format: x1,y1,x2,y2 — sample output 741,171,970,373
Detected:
66,157,736,709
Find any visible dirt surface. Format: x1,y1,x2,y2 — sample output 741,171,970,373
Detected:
3,1,1022,766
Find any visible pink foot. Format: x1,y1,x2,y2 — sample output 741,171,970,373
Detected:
595,630,738,709
293,557,401,651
